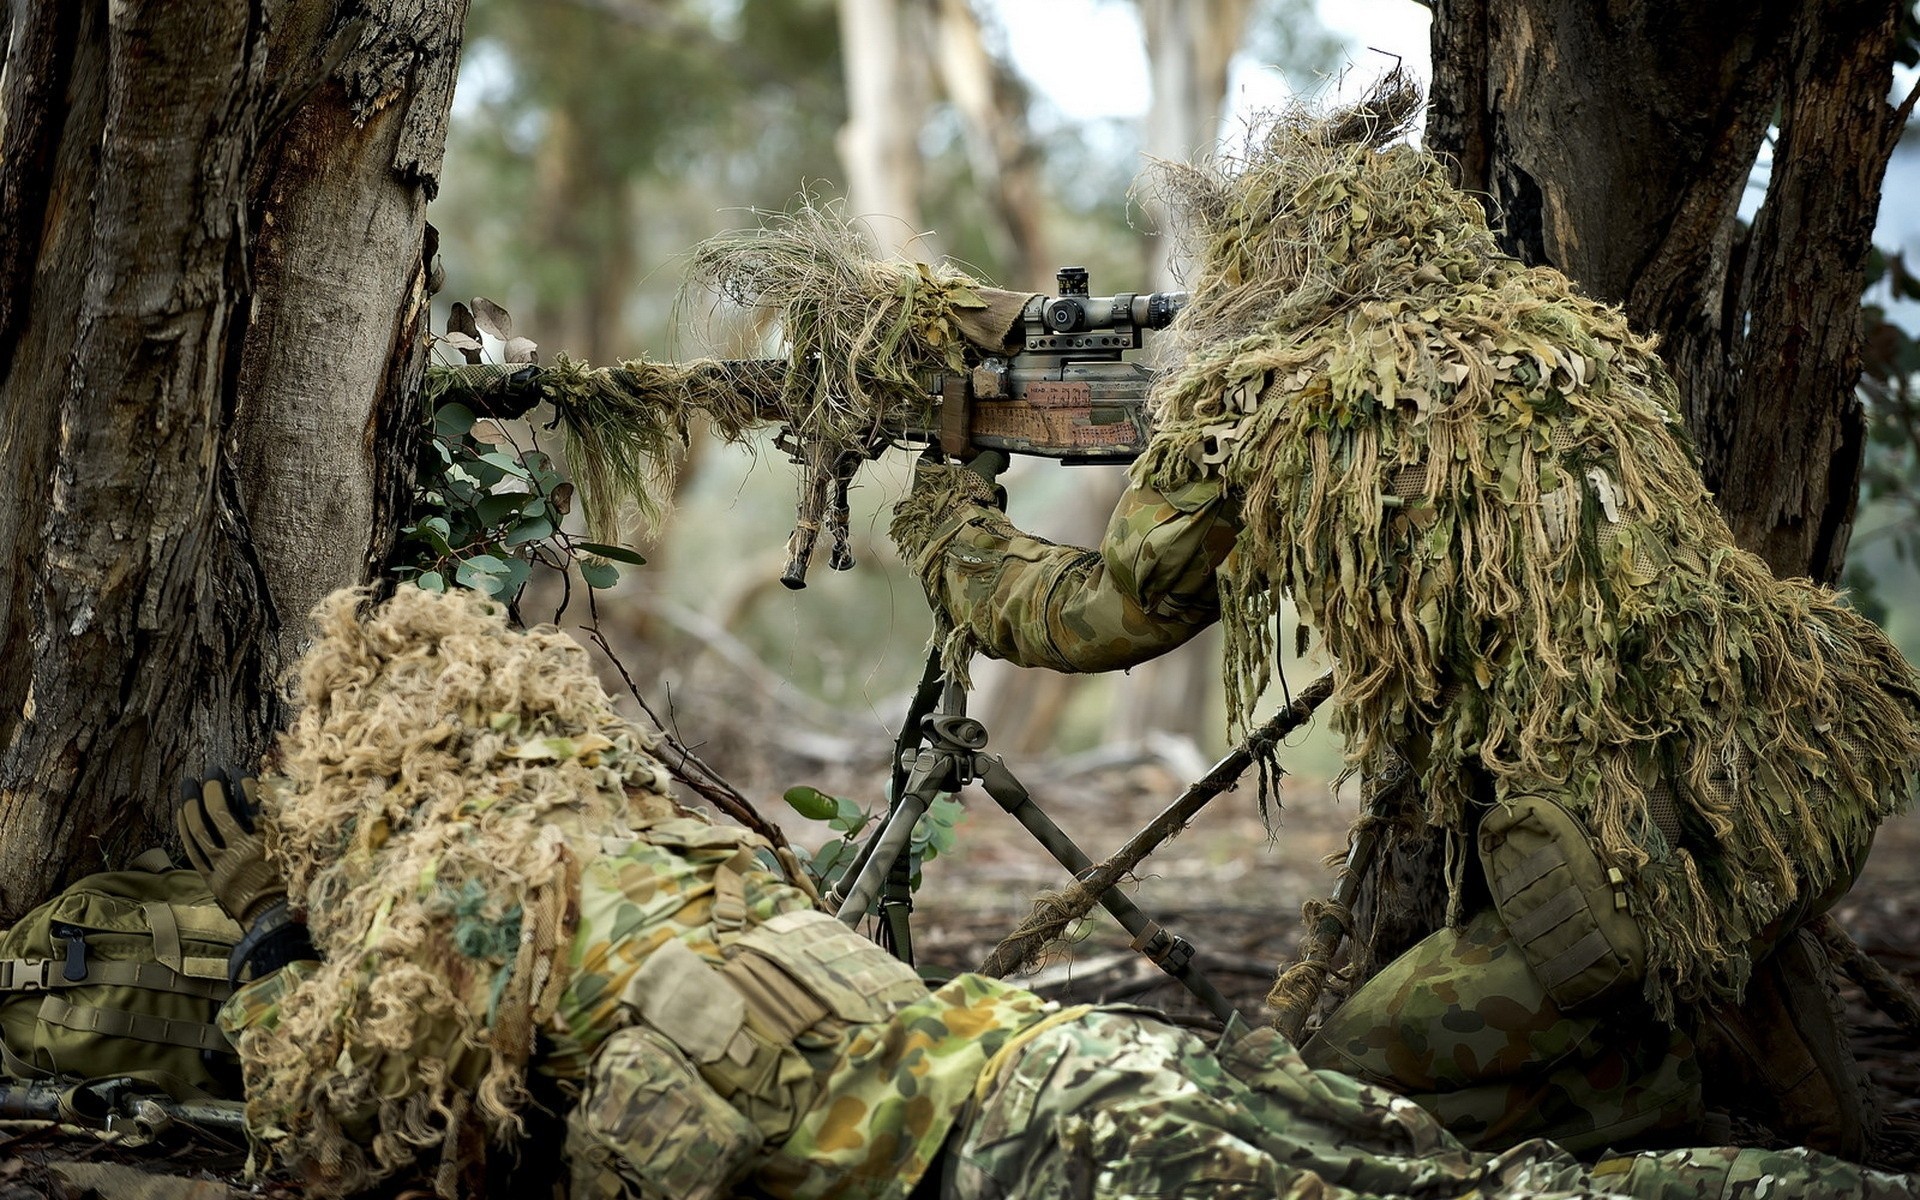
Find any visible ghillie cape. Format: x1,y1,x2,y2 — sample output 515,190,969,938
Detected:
233,588,677,1196
1135,83,1920,1015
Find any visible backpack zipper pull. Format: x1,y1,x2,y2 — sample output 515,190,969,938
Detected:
50,922,89,982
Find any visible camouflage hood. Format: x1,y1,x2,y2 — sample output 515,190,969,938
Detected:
1136,81,1920,1013
238,587,676,1194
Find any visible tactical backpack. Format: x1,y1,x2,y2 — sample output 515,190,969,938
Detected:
0,852,244,1096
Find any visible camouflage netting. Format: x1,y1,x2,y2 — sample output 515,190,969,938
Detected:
239,587,677,1195
1134,75,1920,1015
427,203,1025,541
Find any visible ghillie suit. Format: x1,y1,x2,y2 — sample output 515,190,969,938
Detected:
215,591,1920,1200
888,77,1920,1153
1129,82,1920,1017
229,587,678,1194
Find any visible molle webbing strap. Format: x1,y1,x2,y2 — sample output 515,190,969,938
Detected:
709,851,755,945
1505,886,1585,946
0,1036,47,1080
1537,929,1617,995
34,995,229,1053
1503,844,1568,894
0,958,231,1002
145,902,183,972
717,953,829,1045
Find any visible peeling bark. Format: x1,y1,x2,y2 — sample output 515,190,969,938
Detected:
0,0,465,923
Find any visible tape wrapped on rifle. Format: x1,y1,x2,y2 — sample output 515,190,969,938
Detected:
1477,793,1647,1013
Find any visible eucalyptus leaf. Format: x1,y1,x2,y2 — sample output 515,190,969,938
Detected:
478,451,532,479
576,541,648,566
504,516,556,547
782,786,838,821
471,297,514,341
580,559,619,589
434,402,477,438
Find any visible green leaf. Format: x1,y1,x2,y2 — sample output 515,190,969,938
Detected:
500,557,532,594
478,451,532,479
434,403,477,439
475,493,525,526
416,571,446,593
577,541,649,566
580,559,620,589
783,786,838,821
455,556,509,592
829,795,865,834
812,839,851,882
504,515,556,547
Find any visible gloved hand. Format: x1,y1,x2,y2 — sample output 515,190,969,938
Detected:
888,457,1009,575
177,770,286,926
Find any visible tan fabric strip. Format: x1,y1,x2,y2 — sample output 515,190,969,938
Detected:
36,995,228,1053
144,901,184,973
718,953,829,1044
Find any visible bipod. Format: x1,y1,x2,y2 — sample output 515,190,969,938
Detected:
829,656,1242,1027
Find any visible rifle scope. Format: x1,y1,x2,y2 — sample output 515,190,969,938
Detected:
1038,265,1186,337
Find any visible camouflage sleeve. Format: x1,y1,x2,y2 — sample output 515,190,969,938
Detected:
890,464,1239,673
217,958,321,1042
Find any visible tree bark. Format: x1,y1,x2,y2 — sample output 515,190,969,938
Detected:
0,0,465,923
837,0,932,259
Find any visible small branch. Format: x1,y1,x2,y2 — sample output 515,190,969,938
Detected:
579,609,791,851
980,673,1335,978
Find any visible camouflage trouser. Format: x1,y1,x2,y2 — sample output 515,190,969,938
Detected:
940,1010,1914,1200
1301,908,1699,1154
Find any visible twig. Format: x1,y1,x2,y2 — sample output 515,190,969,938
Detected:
578,608,792,851
1812,913,1920,1037
980,672,1335,978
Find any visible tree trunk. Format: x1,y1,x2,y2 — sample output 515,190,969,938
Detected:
0,0,465,923
836,0,932,259
931,0,1051,288
1108,0,1255,745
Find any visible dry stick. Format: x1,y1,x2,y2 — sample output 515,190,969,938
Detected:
1811,913,1920,1037
581,622,792,853
980,672,1335,979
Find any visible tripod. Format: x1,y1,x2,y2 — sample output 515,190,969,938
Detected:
825,649,1242,1027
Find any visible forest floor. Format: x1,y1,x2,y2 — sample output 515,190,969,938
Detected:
4,758,1918,1197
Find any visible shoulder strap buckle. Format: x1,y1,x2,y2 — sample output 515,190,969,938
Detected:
0,959,54,993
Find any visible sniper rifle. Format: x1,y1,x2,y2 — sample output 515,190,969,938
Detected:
428,266,1185,588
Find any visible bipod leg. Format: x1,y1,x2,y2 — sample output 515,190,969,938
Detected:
974,756,1242,1027
826,652,945,915
878,847,915,963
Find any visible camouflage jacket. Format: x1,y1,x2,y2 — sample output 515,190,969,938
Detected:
223,816,1053,1200
892,468,1239,674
